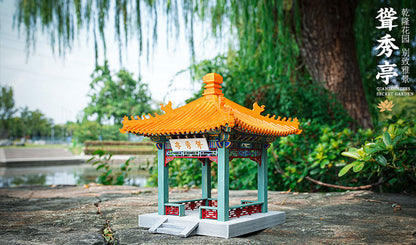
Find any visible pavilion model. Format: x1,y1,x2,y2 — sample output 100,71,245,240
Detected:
120,73,301,238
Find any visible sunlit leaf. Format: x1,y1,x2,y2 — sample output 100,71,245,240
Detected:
353,162,364,172
383,132,392,147
341,150,360,160
338,163,354,177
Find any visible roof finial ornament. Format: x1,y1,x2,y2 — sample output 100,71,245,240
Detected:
203,73,224,97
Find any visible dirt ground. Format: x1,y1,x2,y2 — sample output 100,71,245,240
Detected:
1,185,415,244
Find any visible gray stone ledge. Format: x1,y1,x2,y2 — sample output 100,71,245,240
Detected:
0,186,415,244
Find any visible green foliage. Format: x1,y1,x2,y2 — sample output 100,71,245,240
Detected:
72,120,127,143
339,119,416,192
15,0,158,61
148,158,204,188
102,224,117,245
74,61,155,143
265,119,372,192
7,106,56,139
229,159,257,190
169,159,202,188
84,60,154,125
73,121,101,142
21,108,54,138
87,149,133,185
11,174,47,186
0,86,17,138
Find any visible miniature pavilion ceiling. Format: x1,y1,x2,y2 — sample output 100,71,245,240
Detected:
120,73,302,138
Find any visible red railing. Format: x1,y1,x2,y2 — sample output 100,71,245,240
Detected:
200,201,263,220
168,199,262,220
208,199,218,207
183,199,205,210
171,198,217,210
165,198,217,216
228,203,262,219
201,207,218,219
165,205,180,215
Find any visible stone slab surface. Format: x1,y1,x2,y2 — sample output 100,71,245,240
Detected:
0,186,415,244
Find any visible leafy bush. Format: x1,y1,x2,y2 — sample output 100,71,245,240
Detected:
340,118,416,192
267,119,374,192
87,149,133,185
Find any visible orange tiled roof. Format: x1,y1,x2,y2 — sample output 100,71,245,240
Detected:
120,73,301,137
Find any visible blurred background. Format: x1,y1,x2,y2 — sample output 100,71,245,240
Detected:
0,0,415,192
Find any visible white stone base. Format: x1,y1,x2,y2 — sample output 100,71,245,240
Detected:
139,210,285,238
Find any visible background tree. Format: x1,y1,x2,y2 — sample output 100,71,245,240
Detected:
297,0,372,128
14,0,415,129
0,86,17,138
23,109,53,138
84,60,154,125
7,106,56,140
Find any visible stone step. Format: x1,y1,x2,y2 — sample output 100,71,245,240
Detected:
149,218,199,238
148,218,167,233
161,223,186,230
156,227,182,236
178,221,199,238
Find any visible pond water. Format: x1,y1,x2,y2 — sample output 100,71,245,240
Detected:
0,164,148,188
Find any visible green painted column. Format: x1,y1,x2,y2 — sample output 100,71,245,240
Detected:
202,158,211,199
258,144,268,213
157,141,169,215
217,146,229,221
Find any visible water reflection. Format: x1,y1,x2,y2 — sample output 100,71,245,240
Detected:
0,164,148,187
10,174,47,186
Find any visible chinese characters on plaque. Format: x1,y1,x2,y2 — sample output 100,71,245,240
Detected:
401,9,410,85
169,138,209,152
375,7,414,97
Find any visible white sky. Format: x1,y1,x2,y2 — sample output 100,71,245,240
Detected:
0,1,227,124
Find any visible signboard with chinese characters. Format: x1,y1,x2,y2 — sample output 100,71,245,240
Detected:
169,138,209,152
374,7,414,101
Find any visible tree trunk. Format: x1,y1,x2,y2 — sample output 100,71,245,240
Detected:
298,0,373,129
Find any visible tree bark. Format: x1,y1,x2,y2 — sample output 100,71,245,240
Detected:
298,0,373,129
